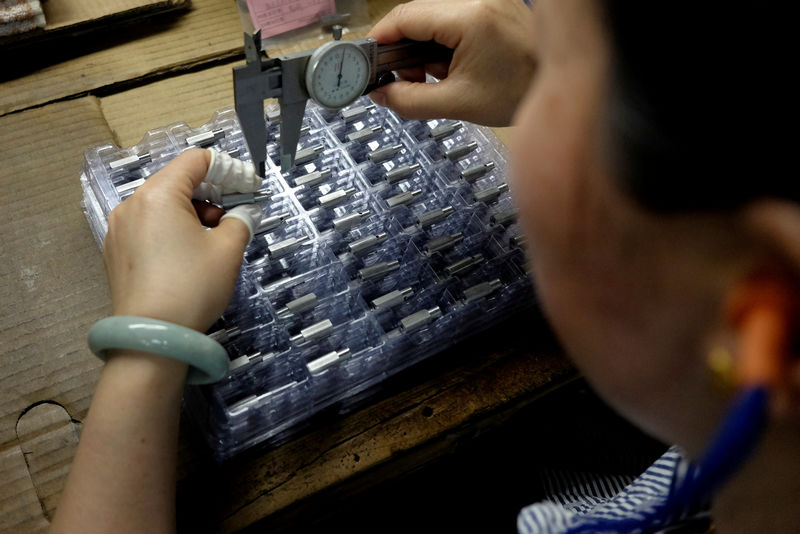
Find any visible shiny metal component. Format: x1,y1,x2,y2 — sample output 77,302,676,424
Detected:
462,279,502,304
358,260,400,281
424,232,464,254
348,232,389,255
367,143,403,163
229,351,276,372
341,104,375,121
385,163,420,184
460,161,495,183
186,129,225,147
385,188,423,208
291,318,334,343
227,148,242,158
399,306,442,333
109,152,151,171
474,183,509,204
444,141,478,161
430,121,463,141
221,191,272,209
490,208,518,226
266,108,282,123
371,287,414,310
256,212,290,234
115,177,145,195
277,293,318,318
207,326,241,345
318,187,357,209
307,348,351,374
444,254,484,276
275,125,311,140
268,235,309,258
416,205,454,228
347,125,383,143
510,234,526,249
332,210,371,232
294,144,324,165
294,168,332,187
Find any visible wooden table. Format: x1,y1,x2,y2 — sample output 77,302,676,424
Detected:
0,2,575,532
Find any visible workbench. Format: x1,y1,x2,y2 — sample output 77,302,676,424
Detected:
0,1,577,532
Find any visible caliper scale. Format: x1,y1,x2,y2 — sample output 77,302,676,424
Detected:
233,29,452,174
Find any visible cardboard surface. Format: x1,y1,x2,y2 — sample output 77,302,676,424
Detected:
0,97,114,534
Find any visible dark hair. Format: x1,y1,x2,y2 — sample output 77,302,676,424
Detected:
601,3,794,212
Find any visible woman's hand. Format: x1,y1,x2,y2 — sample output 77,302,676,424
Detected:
102,148,259,332
368,0,536,126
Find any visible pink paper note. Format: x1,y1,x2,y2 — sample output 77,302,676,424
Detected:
246,0,337,38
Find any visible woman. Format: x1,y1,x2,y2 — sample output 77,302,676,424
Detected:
49,1,798,532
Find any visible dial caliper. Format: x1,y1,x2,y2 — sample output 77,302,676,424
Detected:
233,29,452,175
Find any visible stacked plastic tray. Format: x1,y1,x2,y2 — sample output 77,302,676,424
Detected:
80,96,533,460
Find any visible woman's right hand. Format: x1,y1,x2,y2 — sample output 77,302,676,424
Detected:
368,0,536,126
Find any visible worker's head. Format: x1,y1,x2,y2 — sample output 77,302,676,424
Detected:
510,0,797,457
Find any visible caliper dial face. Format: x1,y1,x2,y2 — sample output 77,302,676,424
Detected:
305,41,370,110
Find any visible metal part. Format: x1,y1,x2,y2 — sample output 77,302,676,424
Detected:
277,293,318,318
385,188,423,208
275,125,311,140
444,254,484,276
186,129,225,147
207,326,241,345
268,236,309,258
400,306,442,333
416,205,454,228
227,148,242,158
460,161,495,183
347,125,383,143
256,212,290,234
444,141,478,161
424,232,464,254
474,183,509,204
490,208,518,226
294,168,332,187
358,260,401,281
371,287,414,310
221,191,272,209
348,232,389,255
430,121,463,141
510,235,526,249
332,210,371,232
330,24,344,41
307,348,351,374
367,143,403,163
294,144,325,165
266,108,282,123
291,318,334,344
115,178,145,195
109,152,151,171
462,279,503,304
318,187,356,209
341,104,375,121
385,163,420,184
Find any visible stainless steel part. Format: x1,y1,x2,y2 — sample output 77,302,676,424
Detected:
425,232,464,254
474,183,509,204
221,191,272,209
277,292,318,317
371,287,414,310
109,153,152,171
229,351,274,372
385,163,420,184
347,125,383,143
430,121,463,141
460,161,496,183
115,177,145,195
307,348,351,374
385,188,423,208
400,306,442,333
186,129,226,147
445,141,478,161
444,254,484,276
348,232,388,255
358,260,400,281
462,279,502,304
510,235,526,248
367,143,403,163
416,205,454,228
207,326,241,344
227,148,242,158
256,213,290,234
318,187,356,209
291,318,334,343
275,125,311,140
294,144,325,165
490,207,518,226
294,168,332,187
341,104,375,121
268,235,309,258
332,210,371,231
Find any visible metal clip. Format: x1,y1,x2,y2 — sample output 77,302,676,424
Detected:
490,208,518,226
368,143,403,163
290,318,334,344
277,293,318,318
474,183,509,204
294,168,332,187
444,254,484,276
430,121,463,141
257,212,290,234
294,144,324,165
371,287,414,310
348,232,389,255
416,205,454,228
424,232,464,254
385,163,421,184
221,191,272,209
332,210,371,232
400,306,442,333
460,161,495,183
307,348,351,374
347,125,383,143
386,188,423,208
358,260,401,281
462,279,503,304
318,187,357,209
341,104,376,121
268,235,310,258
186,129,226,147
109,152,152,171
444,141,478,161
